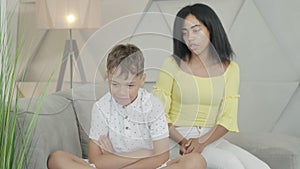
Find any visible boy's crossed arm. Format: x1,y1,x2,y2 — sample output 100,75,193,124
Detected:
122,138,169,169
88,137,169,169
98,135,153,158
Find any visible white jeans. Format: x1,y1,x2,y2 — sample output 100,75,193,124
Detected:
176,127,271,169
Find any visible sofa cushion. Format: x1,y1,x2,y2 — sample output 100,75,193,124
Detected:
225,132,300,169
17,95,82,169
57,83,109,158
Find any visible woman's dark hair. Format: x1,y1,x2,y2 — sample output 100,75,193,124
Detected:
173,3,233,65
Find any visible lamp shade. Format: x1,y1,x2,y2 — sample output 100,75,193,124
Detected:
36,0,101,29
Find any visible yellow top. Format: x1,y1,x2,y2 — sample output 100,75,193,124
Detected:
153,57,240,132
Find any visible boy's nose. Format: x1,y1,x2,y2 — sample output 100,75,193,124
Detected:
119,86,129,96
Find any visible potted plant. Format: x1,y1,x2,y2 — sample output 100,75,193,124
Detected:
0,1,53,168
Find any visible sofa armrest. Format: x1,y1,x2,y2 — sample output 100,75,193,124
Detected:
17,95,82,169
225,132,300,169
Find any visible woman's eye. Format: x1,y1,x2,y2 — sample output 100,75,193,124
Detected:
128,85,135,88
192,29,200,33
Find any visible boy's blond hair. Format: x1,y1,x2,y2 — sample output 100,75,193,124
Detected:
107,44,144,78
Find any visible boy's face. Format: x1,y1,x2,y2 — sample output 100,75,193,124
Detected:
108,69,146,106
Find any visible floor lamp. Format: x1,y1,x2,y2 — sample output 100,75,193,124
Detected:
56,27,84,91
36,0,101,91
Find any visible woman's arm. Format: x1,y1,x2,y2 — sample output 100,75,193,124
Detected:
216,62,240,132
153,57,178,124
184,125,228,154
168,124,186,144
168,124,191,155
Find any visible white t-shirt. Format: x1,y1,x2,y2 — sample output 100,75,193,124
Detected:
89,88,169,153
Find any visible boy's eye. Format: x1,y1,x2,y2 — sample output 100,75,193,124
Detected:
128,84,135,88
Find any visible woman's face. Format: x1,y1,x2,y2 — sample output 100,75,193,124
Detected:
182,14,210,56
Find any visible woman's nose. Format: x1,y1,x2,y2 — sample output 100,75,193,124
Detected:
187,32,195,41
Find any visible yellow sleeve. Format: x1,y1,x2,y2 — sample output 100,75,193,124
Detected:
153,57,178,124
217,62,240,132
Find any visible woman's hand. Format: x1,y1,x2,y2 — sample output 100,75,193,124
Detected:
179,138,189,155
183,138,206,154
98,135,114,154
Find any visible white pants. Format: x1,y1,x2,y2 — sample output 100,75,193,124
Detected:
176,127,271,169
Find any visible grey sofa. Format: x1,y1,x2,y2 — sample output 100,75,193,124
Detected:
17,83,300,169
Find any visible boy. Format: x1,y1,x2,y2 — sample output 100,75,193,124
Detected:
47,44,206,169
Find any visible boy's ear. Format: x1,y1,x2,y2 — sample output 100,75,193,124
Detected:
141,73,146,85
106,70,109,79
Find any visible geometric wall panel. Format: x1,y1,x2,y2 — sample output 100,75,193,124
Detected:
253,0,300,77
229,0,298,82
272,86,300,137
238,81,298,132
156,0,245,32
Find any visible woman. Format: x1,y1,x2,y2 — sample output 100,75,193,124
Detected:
153,3,270,169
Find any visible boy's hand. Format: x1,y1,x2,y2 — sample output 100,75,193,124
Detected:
98,135,114,153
